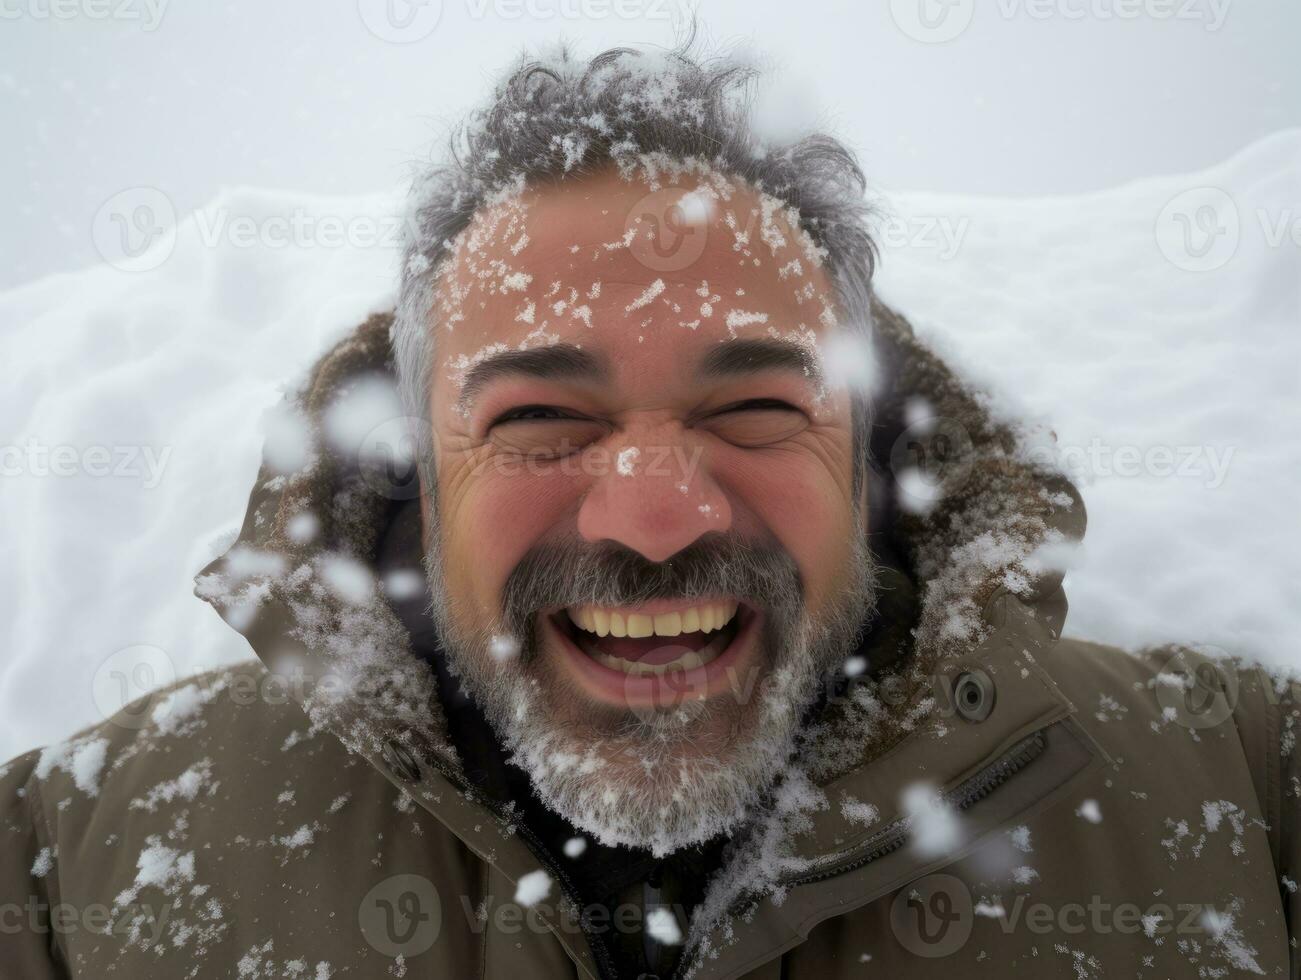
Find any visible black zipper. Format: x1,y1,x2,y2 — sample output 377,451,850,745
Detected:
423,755,624,980
767,730,1048,897
513,822,624,980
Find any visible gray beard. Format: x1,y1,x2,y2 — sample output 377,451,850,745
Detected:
422,516,877,857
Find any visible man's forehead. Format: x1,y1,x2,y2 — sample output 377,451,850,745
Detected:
432,166,842,385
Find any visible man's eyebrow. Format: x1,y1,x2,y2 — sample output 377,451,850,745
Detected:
456,344,608,411
698,338,823,386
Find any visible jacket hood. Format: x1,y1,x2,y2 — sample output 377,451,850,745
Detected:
193,297,1086,953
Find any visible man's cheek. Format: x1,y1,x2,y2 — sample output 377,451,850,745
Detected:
722,455,839,532
722,463,853,611
490,462,582,522
462,470,582,580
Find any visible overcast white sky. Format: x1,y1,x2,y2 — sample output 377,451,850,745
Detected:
1,0,1298,288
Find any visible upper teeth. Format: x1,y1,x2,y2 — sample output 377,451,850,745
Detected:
568,601,740,638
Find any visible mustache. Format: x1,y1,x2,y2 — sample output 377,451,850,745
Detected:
500,532,804,640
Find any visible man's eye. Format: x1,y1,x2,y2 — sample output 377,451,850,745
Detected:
700,399,809,447
487,406,608,458
492,405,573,424
721,399,800,414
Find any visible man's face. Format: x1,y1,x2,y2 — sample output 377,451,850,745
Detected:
423,165,874,852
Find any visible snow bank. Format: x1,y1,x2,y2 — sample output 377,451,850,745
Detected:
872,129,1299,667
1,133,1297,761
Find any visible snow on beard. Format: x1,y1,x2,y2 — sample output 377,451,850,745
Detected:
427,526,876,857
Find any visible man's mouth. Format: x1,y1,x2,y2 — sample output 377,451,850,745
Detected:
542,598,758,708
561,600,742,675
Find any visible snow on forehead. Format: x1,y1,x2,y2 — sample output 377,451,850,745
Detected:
434,159,844,396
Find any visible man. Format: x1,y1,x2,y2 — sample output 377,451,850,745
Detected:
3,39,1298,980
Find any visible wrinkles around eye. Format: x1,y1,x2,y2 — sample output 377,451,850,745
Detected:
698,402,810,447
487,413,610,456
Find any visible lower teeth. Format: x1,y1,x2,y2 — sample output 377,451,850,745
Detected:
587,634,729,676
595,650,703,676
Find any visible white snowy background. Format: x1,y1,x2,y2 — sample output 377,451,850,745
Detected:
1,0,1298,761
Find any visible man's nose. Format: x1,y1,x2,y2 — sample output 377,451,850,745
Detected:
576,430,732,564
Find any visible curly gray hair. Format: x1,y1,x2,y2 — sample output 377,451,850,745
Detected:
391,33,880,503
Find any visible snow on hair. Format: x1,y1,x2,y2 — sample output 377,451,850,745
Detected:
391,32,879,500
